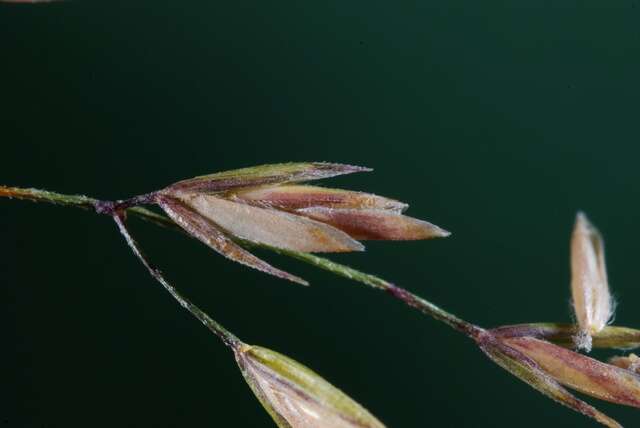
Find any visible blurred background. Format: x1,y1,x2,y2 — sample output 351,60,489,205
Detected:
2,1,640,427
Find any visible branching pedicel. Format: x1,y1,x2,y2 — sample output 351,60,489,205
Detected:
3,162,640,428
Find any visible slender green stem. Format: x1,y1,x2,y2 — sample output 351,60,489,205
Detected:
0,185,179,230
112,212,241,349
1,184,482,339
265,246,483,338
0,185,97,208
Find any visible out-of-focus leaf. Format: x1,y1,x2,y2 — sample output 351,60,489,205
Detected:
236,344,386,428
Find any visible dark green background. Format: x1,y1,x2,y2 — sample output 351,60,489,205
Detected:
2,2,640,427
